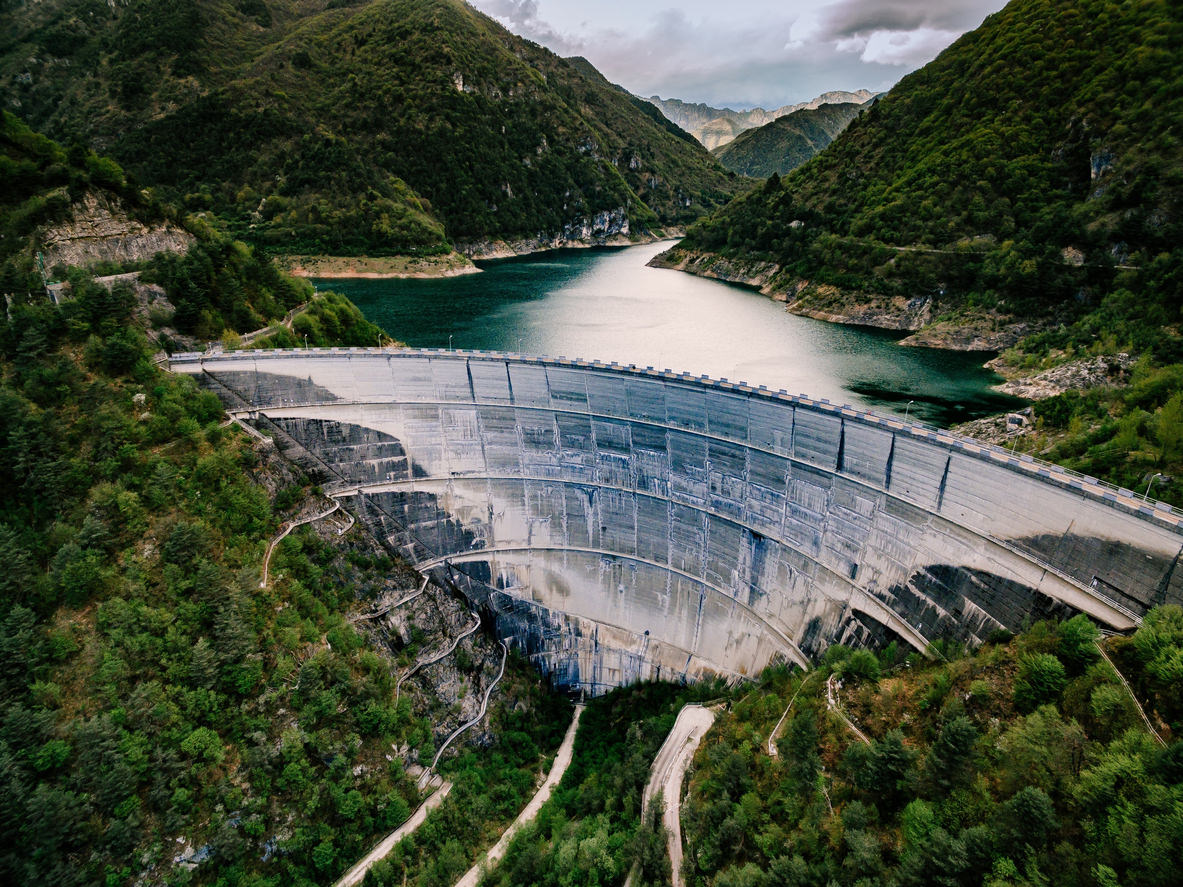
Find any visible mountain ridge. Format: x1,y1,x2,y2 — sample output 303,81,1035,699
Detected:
1,0,739,258
644,89,875,150
712,101,866,178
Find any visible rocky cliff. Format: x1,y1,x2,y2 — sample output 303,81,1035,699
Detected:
39,191,192,271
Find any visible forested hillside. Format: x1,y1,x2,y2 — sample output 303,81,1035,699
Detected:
0,119,573,887
1,0,738,256
677,0,1181,324
712,103,865,178
644,90,875,151
679,611,1183,887
663,0,1183,504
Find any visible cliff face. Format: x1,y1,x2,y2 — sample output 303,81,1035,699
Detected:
39,191,192,270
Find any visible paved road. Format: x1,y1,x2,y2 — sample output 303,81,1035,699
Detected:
452,704,586,887
333,778,453,887
626,704,717,887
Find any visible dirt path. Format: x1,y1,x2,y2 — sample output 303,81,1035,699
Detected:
452,704,586,887
333,777,453,887
825,673,870,745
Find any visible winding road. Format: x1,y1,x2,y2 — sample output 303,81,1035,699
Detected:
259,501,347,588
332,777,453,887
420,640,510,788
396,609,482,701
625,704,718,887
452,703,586,887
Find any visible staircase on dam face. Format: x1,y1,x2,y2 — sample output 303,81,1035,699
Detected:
170,348,1183,696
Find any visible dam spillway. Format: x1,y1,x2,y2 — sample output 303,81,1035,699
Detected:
172,349,1183,694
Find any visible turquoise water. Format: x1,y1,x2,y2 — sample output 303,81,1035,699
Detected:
321,241,1024,426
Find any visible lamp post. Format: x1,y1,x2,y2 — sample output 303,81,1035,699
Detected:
903,400,915,422
448,334,453,351
303,334,308,349
1144,472,1165,502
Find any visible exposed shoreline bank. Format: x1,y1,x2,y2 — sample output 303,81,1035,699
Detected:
276,229,686,280
649,245,1040,353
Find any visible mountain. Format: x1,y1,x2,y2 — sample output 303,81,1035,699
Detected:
0,116,576,887
0,0,739,257
657,0,1183,502
666,0,1183,342
712,101,866,178
644,89,875,150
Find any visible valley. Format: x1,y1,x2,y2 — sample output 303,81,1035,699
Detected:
1,1,1182,885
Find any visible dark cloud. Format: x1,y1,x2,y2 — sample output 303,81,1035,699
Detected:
818,0,994,40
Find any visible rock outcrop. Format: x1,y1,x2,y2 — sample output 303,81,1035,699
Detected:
39,192,192,270
989,353,1134,400
458,209,678,260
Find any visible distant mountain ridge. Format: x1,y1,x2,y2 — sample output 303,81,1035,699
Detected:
712,102,866,178
0,0,739,258
644,89,875,150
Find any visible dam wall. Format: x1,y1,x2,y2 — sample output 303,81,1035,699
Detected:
172,349,1183,694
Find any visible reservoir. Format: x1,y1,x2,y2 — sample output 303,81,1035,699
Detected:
323,240,1022,426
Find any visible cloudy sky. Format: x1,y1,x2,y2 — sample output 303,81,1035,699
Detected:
468,0,1010,109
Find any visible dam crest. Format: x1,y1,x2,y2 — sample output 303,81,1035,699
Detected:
172,348,1183,695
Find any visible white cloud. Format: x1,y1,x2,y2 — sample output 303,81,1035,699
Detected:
466,1,1009,107
855,27,960,66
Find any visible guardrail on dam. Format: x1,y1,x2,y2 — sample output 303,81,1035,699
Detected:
171,348,1183,694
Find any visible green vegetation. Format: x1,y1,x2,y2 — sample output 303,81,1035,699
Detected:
2,0,739,255
0,120,568,885
475,681,720,887
0,109,168,291
712,103,865,178
685,0,1182,320
677,0,1183,500
0,267,567,885
680,611,1183,887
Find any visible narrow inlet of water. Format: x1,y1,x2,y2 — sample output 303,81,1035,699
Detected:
321,241,1024,426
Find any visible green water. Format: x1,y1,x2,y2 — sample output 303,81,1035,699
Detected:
321,241,1024,426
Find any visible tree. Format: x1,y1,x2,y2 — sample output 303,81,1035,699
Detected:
1057,615,1100,676
1013,653,1067,713
923,715,978,794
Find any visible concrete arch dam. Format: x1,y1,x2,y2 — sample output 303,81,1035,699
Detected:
172,349,1183,695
